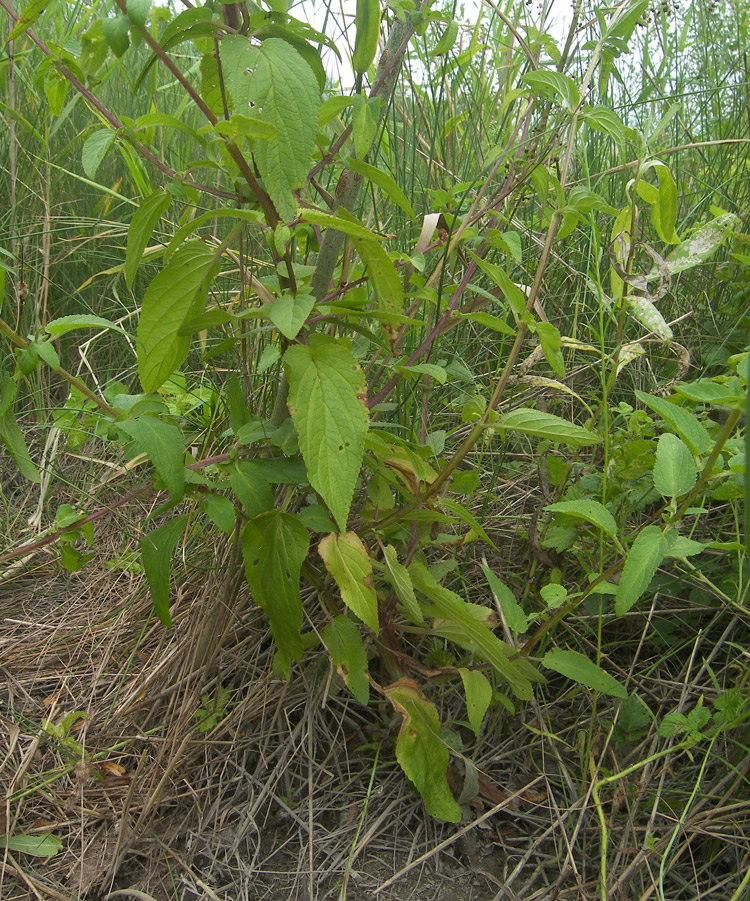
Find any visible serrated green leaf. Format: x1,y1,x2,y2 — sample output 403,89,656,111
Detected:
283,336,369,531
118,416,185,501
544,499,617,537
635,391,712,455
126,189,171,289
229,460,274,518
346,157,416,221
126,0,150,27
322,615,370,704
543,649,628,698
497,409,600,448
480,564,528,633
137,240,217,393
102,15,131,57
241,511,309,678
615,526,676,616
268,291,316,340
221,37,320,221
653,433,698,499
82,129,117,180
383,544,423,624
0,409,40,482
385,679,461,822
319,531,378,631
663,536,706,558
458,667,492,736
142,513,189,626
0,834,63,858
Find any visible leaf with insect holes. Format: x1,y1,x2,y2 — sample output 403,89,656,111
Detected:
322,615,370,704
283,336,369,531
137,240,218,393
385,678,461,822
543,649,628,698
242,511,309,678
220,37,320,221
319,532,378,632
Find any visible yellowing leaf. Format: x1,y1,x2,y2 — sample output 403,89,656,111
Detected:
319,532,378,631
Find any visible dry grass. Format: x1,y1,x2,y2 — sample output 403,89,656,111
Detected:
1,476,749,901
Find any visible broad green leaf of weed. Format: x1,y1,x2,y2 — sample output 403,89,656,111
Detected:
544,500,617,537
119,417,185,501
543,649,628,698
126,0,151,28
126,189,171,289
283,336,369,531
242,512,309,678
220,37,320,221
137,240,217,393
201,494,236,534
522,70,580,110
634,391,711,455
459,668,493,736
142,513,189,626
82,128,117,180
352,237,404,347
268,291,316,340
230,460,274,519
497,409,600,448
384,679,461,822
322,615,370,704
319,532,378,632
351,93,383,159
653,433,698,500
615,526,676,616
45,314,130,339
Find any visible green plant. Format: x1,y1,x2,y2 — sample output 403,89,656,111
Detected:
0,0,745,825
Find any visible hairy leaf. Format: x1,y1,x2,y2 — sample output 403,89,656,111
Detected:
283,336,369,531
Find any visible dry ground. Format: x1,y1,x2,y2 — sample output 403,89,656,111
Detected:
2,518,749,900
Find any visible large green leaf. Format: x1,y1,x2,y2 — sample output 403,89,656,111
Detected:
126,189,171,289
498,409,600,448
653,433,698,500
229,460,274,518
615,526,676,616
543,649,628,698
142,513,189,626
283,336,369,531
268,291,316,340
384,679,461,822
241,511,309,677
220,37,320,221
45,314,129,339
119,417,185,501
82,128,117,180
322,615,370,704
318,531,378,631
544,499,617,537
137,240,217,393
